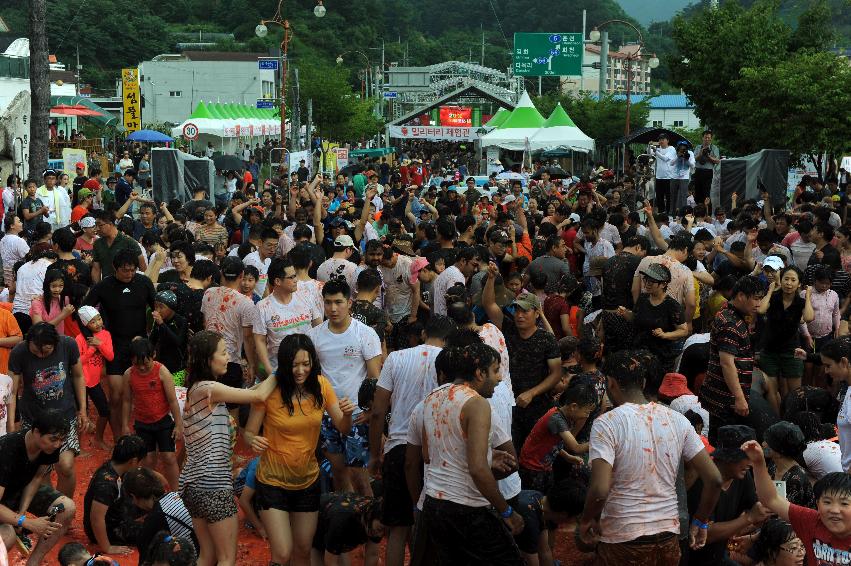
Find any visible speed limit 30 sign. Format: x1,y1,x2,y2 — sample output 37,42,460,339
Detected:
183,122,199,140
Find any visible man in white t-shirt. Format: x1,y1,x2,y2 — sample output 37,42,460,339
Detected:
242,228,278,297
368,316,454,566
253,258,322,375
379,241,420,347
432,246,479,316
579,349,722,564
316,235,359,290
307,279,382,496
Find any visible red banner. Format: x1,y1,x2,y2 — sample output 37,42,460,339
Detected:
440,106,472,127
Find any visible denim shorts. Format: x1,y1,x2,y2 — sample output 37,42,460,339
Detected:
320,414,370,468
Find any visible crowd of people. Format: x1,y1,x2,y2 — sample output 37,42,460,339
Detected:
0,135,848,566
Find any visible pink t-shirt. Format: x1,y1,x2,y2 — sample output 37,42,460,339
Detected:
29,296,66,335
589,402,704,543
201,287,260,364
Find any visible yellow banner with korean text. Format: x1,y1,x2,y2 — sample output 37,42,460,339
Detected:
122,68,141,133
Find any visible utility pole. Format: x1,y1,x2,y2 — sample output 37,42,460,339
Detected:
481,25,485,66
598,29,609,96
28,0,50,176
75,45,81,96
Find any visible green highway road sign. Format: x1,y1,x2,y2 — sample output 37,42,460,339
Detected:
513,33,583,77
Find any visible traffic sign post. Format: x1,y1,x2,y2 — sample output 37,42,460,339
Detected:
182,122,199,141
513,33,583,77
258,58,279,71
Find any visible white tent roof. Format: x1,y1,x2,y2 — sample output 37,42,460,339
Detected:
529,102,594,153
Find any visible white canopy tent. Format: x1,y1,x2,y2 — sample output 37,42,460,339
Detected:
480,92,545,151
529,103,594,153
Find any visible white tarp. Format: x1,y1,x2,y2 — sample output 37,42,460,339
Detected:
529,126,594,153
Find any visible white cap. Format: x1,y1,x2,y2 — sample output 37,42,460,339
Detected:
502,194,516,204
78,306,100,326
762,255,785,271
79,216,96,229
569,213,581,223
334,235,355,248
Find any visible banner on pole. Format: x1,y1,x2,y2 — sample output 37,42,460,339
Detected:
121,68,141,132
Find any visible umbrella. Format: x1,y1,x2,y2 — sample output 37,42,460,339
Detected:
213,154,244,171
532,166,570,180
50,104,103,117
127,129,174,143
496,171,524,181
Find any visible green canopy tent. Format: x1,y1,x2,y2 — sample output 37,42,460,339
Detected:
480,92,545,151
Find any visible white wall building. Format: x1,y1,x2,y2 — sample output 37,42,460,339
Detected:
561,43,652,95
137,51,276,125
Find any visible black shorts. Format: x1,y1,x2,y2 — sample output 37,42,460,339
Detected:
381,444,414,527
1,484,64,517
134,415,176,453
255,479,321,513
106,340,132,375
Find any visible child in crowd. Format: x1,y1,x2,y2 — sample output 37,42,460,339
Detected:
744,440,851,566
76,305,114,450
58,542,117,566
506,271,525,296
240,264,262,304
568,336,607,442
233,456,265,539
126,337,183,491
141,532,197,566
803,266,840,387
518,381,598,493
30,268,74,335
683,409,713,453
553,335,580,398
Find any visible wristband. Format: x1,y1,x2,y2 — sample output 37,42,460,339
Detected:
691,518,708,530
500,506,514,519
16,515,25,527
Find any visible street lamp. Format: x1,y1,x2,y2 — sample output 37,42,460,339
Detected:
336,50,372,99
255,0,327,151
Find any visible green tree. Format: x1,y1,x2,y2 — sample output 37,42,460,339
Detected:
293,62,383,143
534,92,650,148
669,0,851,160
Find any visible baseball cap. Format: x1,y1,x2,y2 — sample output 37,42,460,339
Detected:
220,256,245,279
75,162,85,170
42,168,57,178
77,188,93,199
83,179,101,190
762,256,785,271
568,213,581,223
512,291,540,311
79,216,96,229
334,235,355,248
713,425,756,462
640,263,672,283
503,194,516,204
658,373,693,399
77,306,100,326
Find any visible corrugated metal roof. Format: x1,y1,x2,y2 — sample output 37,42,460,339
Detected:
596,93,694,109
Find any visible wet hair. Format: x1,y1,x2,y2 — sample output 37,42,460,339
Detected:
292,223,312,240
814,471,851,501
143,531,197,566
683,410,704,431
51,227,76,253
27,321,60,348
624,235,650,251
557,380,598,408
112,248,139,270
790,411,835,442
358,377,377,410
445,343,500,382
42,269,69,309
446,301,475,326
528,270,547,291
265,257,292,288
356,268,383,293
558,336,579,360
731,275,763,298
436,217,456,241
820,336,851,364
111,434,148,464
813,265,832,283
424,315,457,340
288,242,312,270
752,518,797,564
185,331,224,389
130,337,155,363
603,349,650,391
713,274,738,293
3,213,19,231
577,336,602,364
276,334,323,416
31,408,71,437
668,234,694,253
434,348,454,385
547,478,588,517
190,260,220,284
32,221,53,242
168,240,195,264
777,265,803,286
58,542,89,566
322,279,351,299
